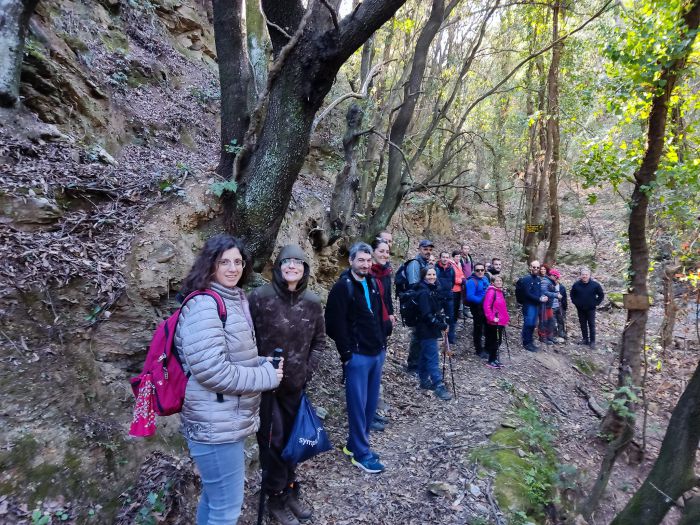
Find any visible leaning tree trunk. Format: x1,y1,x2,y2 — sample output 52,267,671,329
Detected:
213,0,253,178
222,0,409,268
583,0,700,517
0,0,39,107
611,359,700,525
366,0,456,240
544,1,562,265
326,102,364,246
523,56,548,260
660,262,680,353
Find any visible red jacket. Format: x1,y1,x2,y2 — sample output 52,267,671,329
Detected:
452,261,465,293
483,286,510,326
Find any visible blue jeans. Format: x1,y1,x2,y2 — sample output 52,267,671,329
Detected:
187,439,245,525
522,303,538,346
418,338,442,387
345,351,385,460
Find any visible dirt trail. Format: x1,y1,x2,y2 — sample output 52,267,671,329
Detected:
239,318,617,525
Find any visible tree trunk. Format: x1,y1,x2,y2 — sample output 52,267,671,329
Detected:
544,1,562,265
0,0,39,107
611,359,700,525
523,56,547,260
366,0,455,240
585,0,700,516
660,262,680,353
213,0,253,178
222,0,409,268
246,0,270,95
678,496,700,525
327,102,364,244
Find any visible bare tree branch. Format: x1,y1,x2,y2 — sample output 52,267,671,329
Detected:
320,0,340,30
312,61,390,132
368,129,413,182
259,0,292,39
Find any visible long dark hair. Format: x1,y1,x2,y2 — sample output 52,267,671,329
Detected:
180,234,252,295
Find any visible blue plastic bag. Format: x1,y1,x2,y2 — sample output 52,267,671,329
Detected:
281,393,332,464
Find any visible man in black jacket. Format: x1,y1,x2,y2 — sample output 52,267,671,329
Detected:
325,242,387,474
518,260,549,352
570,267,605,349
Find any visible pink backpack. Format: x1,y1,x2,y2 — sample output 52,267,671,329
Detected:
129,290,226,437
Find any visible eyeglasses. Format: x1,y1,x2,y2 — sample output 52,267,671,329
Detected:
530,265,540,269
281,257,304,267
218,258,245,269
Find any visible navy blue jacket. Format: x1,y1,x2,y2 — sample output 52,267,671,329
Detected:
416,281,447,340
519,274,543,305
325,269,386,363
570,279,604,310
435,262,456,301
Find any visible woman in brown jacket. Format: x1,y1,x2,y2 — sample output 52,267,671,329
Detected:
248,244,326,525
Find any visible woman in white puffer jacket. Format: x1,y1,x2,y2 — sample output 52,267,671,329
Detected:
175,234,283,525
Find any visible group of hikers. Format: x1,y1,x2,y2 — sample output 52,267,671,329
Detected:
171,233,605,525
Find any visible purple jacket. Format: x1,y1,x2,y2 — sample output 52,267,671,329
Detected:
483,286,510,326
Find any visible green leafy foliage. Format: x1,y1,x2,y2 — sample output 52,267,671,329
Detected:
224,138,243,155
210,180,238,196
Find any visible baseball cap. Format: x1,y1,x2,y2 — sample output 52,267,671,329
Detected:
419,240,434,248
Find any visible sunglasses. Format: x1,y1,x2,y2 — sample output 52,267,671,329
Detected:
475,268,485,272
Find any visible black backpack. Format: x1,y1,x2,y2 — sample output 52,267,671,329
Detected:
394,258,421,327
393,258,415,296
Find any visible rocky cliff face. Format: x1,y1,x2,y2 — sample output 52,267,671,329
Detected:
0,0,225,522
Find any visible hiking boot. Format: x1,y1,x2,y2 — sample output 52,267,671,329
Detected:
589,341,596,350
543,339,554,345
494,359,505,368
577,339,590,346
485,361,501,369
351,454,385,473
373,413,388,424
477,351,489,359
524,343,538,352
434,383,452,401
369,419,385,432
419,379,434,390
268,493,299,525
286,483,312,522
546,338,557,344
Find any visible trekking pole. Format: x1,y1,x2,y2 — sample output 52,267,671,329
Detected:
257,348,283,525
442,335,447,379
503,326,511,361
444,334,457,399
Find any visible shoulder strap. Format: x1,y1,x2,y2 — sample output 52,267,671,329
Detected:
345,277,355,303
183,289,228,327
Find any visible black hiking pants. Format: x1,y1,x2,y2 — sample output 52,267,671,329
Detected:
468,303,486,353
407,329,421,371
257,389,303,494
484,323,502,363
576,307,596,343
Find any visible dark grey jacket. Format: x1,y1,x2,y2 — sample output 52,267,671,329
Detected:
248,245,325,392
